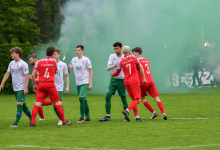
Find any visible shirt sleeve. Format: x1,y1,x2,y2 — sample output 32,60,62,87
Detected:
134,56,140,70
86,58,92,69
22,62,29,74
34,61,39,70
114,62,122,76
107,55,113,65
63,63,69,74
7,62,12,72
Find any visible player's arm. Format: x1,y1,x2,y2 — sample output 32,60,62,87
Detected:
106,64,117,71
32,69,38,92
110,63,121,77
24,73,29,95
35,76,39,83
68,63,73,73
65,73,69,94
139,63,147,83
0,71,11,91
88,68,93,91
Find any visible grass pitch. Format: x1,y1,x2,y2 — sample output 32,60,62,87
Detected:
0,87,220,150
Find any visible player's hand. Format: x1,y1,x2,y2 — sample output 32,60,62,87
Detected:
114,64,117,67
110,72,114,77
143,78,147,83
29,75,32,80
0,84,4,91
65,87,69,94
24,88,28,95
33,85,38,93
88,84,92,91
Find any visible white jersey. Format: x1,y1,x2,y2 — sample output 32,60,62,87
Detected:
7,59,29,91
108,53,124,79
70,56,92,86
55,61,68,91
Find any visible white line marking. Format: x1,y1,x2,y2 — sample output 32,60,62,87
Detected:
149,144,220,150
0,145,125,150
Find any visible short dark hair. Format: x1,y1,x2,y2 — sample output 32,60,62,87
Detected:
46,46,55,56
10,47,23,58
113,42,122,48
29,54,38,59
76,45,84,51
132,47,142,55
55,49,60,54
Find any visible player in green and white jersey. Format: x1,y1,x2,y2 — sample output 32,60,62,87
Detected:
99,42,128,121
68,45,93,123
53,49,69,125
0,47,32,127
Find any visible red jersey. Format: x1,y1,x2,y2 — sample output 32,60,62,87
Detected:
36,71,39,86
137,57,154,85
34,57,57,84
114,55,140,85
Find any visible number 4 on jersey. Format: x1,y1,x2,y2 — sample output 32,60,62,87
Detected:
44,68,50,79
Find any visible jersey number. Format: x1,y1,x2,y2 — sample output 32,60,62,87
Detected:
145,64,151,74
126,64,131,75
44,68,50,79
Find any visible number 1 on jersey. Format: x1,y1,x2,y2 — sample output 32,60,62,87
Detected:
126,64,131,75
44,68,50,79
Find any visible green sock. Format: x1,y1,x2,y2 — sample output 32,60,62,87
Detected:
105,93,112,115
22,103,32,121
54,107,61,120
85,99,90,120
121,96,128,110
79,97,85,119
14,105,23,125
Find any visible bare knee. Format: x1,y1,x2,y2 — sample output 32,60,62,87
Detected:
17,102,24,105
35,102,42,106
154,97,161,103
53,101,61,106
141,97,146,103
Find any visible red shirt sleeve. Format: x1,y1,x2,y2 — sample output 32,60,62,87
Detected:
34,61,39,70
113,63,122,76
134,56,140,70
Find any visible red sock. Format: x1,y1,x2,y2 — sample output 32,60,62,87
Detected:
157,101,165,114
56,105,66,123
127,100,140,111
133,105,139,116
143,101,154,113
38,106,44,119
31,105,39,124
42,100,52,106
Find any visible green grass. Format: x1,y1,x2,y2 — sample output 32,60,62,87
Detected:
1,88,220,150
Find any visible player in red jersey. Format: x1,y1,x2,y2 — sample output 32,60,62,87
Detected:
132,47,167,120
30,46,71,127
110,46,146,121
29,54,53,121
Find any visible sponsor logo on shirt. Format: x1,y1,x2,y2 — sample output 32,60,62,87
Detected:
76,66,82,70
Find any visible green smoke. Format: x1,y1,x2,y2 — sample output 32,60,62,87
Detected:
54,0,220,94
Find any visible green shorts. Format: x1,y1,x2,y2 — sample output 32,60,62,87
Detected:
107,78,126,97
77,84,88,97
14,90,26,102
58,91,63,101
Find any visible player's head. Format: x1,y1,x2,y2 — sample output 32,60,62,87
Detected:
29,54,38,66
10,47,23,59
76,45,84,57
46,46,55,57
132,47,142,57
122,46,130,55
53,49,60,60
113,42,122,55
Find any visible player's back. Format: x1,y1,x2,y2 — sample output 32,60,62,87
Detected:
119,55,139,85
34,57,57,84
138,57,154,85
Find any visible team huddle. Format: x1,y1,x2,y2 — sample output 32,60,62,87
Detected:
0,42,167,127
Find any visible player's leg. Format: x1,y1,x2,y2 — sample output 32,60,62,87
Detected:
132,105,144,121
42,100,52,106
38,106,45,120
149,83,167,120
99,78,117,121
20,91,32,121
10,91,24,127
116,79,128,111
55,91,63,125
85,97,90,122
48,84,71,125
122,83,141,121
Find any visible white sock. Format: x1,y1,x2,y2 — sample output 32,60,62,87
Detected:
126,108,129,112
153,111,156,114
106,114,110,117
135,116,140,119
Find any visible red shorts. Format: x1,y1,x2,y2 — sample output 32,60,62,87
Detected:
35,83,60,103
140,82,159,98
125,83,141,100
